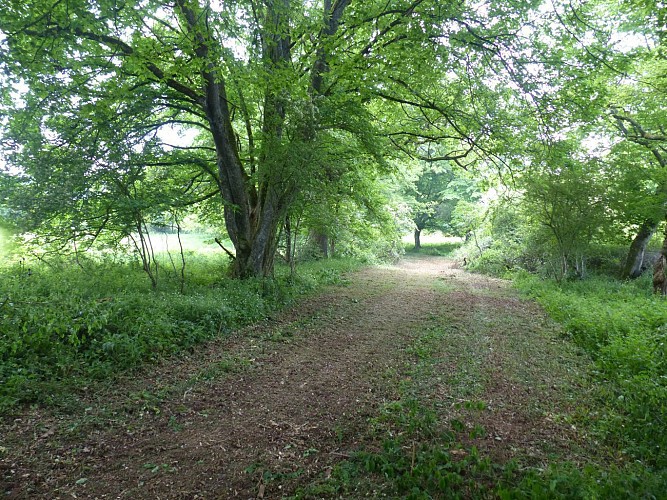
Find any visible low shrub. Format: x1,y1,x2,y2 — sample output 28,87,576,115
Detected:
515,271,667,468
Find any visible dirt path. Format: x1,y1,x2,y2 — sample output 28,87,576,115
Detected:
1,256,589,498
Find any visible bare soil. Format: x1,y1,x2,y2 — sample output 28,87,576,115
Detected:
0,256,590,498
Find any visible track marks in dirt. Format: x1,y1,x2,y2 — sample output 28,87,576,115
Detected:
2,260,443,498
430,263,590,467
1,256,590,498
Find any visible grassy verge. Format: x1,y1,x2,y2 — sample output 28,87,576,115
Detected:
512,271,667,493
0,253,359,415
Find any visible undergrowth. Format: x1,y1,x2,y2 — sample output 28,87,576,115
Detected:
0,254,359,415
513,271,667,491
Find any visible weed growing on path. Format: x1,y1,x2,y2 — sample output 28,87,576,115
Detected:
292,321,499,498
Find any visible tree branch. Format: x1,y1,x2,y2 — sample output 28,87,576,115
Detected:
360,0,426,56
21,25,203,103
215,237,236,259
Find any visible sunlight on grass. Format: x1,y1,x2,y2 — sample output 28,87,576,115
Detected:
401,231,462,257
401,231,462,246
0,226,16,262
134,231,229,254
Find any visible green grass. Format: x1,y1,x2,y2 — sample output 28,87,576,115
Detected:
404,241,462,257
502,461,667,499
0,251,360,415
514,271,667,478
292,324,497,499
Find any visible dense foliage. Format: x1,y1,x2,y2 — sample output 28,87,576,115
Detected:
0,0,543,278
0,249,359,413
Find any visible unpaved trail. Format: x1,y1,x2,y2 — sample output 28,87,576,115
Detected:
1,256,589,498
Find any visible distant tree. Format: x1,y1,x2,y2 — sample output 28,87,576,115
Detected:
404,161,478,250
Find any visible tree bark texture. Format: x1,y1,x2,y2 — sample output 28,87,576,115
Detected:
175,0,297,278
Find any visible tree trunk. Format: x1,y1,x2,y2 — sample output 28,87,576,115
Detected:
175,0,260,277
310,231,329,258
622,219,658,279
177,0,348,278
414,228,422,250
319,233,329,258
232,189,291,278
284,215,292,264
653,224,667,295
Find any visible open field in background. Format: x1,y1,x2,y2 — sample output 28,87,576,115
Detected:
0,229,230,264
0,227,15,258
134,231,225,255
401,231,462,246
402,232,464,257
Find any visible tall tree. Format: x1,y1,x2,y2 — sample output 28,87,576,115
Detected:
0,0,353,277
404,161,478,250
0,0,552,277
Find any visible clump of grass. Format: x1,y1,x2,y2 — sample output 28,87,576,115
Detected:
303,400,495,499
503,461,667,498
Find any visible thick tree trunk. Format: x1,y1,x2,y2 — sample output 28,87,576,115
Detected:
232,190,291,278
175,0,261,277
622,220,658,279
414,228,422,250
